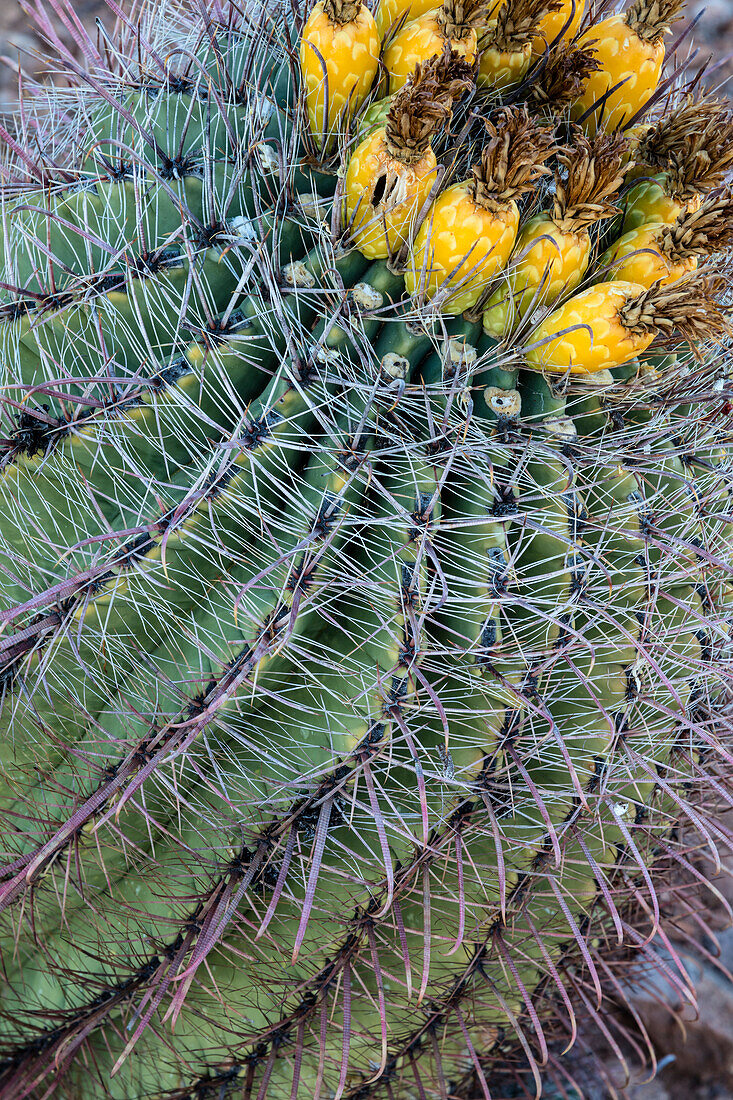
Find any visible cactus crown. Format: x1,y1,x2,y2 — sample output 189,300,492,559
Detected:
553,128,628,230
466,106,555,210
321,0,364,24
624,0,686,43
661,188,733,259
482,0,564,51
619,271,730,340
385,48,474,162
528,42,602,109
436,0,489,39
0,1,733,1098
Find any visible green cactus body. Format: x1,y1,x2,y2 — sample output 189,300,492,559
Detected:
0,3,732,1099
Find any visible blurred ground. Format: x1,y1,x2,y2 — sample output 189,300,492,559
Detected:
0,0,109,107
609,820,733,1100
0,0,732,1097
689,0,733,95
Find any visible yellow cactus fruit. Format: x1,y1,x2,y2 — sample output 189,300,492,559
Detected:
622,177,694,234
477,0,563,91
573,0,685,135
527,40,600,115
530,0,585,57
598,222,695,288
406,183,516,312
375,0,438,41
300,0,380,147
600,189,733,289
482,217,577,338
405,106,555,313
383,0,486,93
344,130,439,259
621,121,652,171
484,129,627,337
344,49,474,259
525,272,729,375
621,95,733,231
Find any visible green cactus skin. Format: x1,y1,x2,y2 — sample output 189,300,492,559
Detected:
0,2,731,1099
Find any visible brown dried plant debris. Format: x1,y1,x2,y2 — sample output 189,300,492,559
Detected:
481,0,564,52
384,47,475,163
667,141,733,205
619,270,731,343
624,0,686,44
553,127,628,230
635,98,733,203
437,0,490,41
466,106,555,212
528,42,602,109
321,0,363,25
636,95,733,172
661,188,733,260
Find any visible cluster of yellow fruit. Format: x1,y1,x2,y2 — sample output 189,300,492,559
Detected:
299,0,731,374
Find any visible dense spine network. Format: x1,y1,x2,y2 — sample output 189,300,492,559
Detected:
0,0,731,1098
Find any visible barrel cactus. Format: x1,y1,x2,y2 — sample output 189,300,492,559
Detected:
0,0,732,1097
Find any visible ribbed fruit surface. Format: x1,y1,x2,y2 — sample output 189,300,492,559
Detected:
477,37,532,90
405,183,519,312
574,14,663,133
531,0,585,54
483,215,590,336
344,129,439,257
599,224,696,288
620,123,654,180
526,281,654,372
621,176,698,232
356,94,392,139
300,1,380,140
383,13,477,92
375,0,437,38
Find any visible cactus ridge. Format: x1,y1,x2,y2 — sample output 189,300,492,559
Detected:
0,1,732,1098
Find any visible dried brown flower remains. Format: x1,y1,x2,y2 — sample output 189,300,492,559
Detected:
482,0,564,52
620,270,730,343
553,128,628,230
467,106,555,212
529,42,602,109
385,47,475,164
624,0,686,44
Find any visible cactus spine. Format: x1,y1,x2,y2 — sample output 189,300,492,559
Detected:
0,1,731,1098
